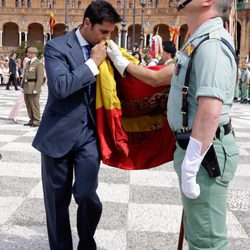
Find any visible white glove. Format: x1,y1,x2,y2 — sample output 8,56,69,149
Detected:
181,137,212,199
107,40,131,76
32,89,38,94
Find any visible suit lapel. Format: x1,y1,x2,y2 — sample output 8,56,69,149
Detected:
67,29,85,65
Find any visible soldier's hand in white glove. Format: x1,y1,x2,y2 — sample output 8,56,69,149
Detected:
107,40,131,76
32,89,38,95
181,136,211,199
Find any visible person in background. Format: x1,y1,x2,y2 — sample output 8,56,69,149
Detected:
144,51,158,66
22,47,44,127
131,50,142,64
6,52,19,90
32,1,121,249
8,47,31,123
158,40,176,65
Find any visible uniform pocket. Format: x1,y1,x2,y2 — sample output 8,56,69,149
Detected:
214,134,239,184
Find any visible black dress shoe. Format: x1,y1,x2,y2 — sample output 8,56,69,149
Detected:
24,123,32,126
30,124,39,127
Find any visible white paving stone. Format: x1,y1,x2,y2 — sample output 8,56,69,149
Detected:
236,164,250,177
97,182,129,203
28,182,44,199
1,142,38,153
0,162,40,178
95,229,126,250
0,197,24,225
227,211,248,238
130,171,179,188
128,204,183,233
0,134,19,143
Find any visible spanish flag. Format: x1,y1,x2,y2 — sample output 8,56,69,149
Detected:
49,11,56,31
96,48,175,170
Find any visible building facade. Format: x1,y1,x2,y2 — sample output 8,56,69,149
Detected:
0,0,249,62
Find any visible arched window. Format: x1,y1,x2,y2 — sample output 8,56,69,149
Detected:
15,0,19,8
117,1,121,9
78,0,82,9
27,0,31,8
40,0,44,8
148,0,153,8
155,0,159,8
129,1,133,8
21,0,24,7
47,0,51,9
52,0,56,8
72,0,76,8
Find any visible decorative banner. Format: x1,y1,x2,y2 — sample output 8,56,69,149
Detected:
96,50,176,170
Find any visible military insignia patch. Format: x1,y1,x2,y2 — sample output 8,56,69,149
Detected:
184,43,195,57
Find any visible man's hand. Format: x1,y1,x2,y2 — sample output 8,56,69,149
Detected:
32,89,38,94
107,40,131,76
91,41,107,67
181,137,211,199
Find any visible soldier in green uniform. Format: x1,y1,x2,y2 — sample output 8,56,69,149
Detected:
106,0,238,249
240,64,249,103
22,47,44,127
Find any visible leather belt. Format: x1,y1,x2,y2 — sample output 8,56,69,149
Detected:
215,122,232,139
24,79,36,82
174,121,233,150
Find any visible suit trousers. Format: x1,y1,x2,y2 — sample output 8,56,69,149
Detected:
173,133,238,250
41,125,102,250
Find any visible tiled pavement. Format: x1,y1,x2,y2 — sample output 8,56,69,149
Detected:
0,85,249,249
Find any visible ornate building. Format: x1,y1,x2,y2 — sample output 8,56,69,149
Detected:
0,0,249,62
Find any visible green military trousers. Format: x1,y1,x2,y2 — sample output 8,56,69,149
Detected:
173,132,239,250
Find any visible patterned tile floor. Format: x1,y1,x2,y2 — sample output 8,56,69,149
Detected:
0,86,249,249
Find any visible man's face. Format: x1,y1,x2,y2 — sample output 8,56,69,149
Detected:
161,51,171,62
83,18,116,45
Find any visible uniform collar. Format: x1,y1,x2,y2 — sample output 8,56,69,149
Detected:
182,17,223,51
29,57,37,64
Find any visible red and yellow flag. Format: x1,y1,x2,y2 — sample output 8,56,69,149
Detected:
96,48,175,170
49,11,56,30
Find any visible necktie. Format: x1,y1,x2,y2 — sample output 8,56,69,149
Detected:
82,45,94,102
83,44,91,60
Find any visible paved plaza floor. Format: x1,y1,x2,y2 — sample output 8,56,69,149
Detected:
0,85,249,249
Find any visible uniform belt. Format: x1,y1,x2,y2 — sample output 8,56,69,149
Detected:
26,79,36,82
215,122,232,139
174,121,233,150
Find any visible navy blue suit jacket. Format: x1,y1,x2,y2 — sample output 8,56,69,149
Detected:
32,30,96,158
9,58,16,76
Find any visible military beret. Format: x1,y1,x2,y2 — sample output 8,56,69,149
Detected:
162,41,176,54
27,47,38,53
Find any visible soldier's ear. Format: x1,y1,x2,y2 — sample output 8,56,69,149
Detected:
202,0,215,7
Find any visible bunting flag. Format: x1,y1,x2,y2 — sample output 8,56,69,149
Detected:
169,26,180,45
49,11,56,31
96,47,176,170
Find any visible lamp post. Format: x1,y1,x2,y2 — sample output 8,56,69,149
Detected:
64,0,69,34
132,0,136,51
139,0,146,49
120,0,127,48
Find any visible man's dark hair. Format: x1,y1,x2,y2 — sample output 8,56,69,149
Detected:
84,0,121,26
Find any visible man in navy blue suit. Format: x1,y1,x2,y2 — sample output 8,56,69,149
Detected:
32,1,121,249
6,52,19,90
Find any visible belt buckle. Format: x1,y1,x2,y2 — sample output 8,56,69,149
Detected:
182,86,189,95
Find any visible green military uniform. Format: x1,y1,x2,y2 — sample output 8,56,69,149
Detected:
167,17,239,250
240,67,249,103
23,57,44,125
